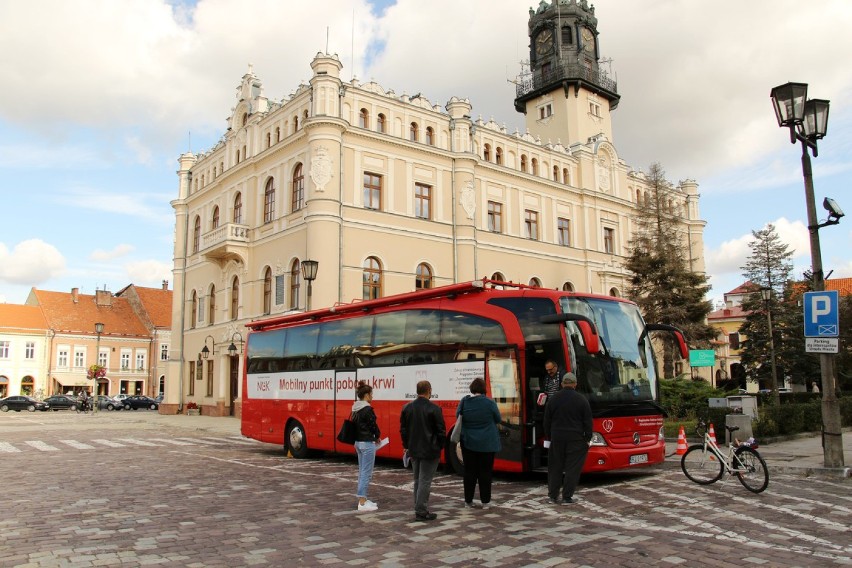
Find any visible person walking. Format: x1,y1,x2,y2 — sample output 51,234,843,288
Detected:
400,380,446,522
456,377,502,509
544,372,592,505
352,380,380,512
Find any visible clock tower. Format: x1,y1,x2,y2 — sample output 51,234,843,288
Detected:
514,0,620,147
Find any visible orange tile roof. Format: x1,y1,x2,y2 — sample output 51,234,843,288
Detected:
726,281,755,295
0,304,48,332
708,305,749,321
826,277,852,296
29,289,149,337
131,286,173,328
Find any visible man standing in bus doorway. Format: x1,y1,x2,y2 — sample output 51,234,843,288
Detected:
544,372,592,505
542,360,562,404
400,380,446,522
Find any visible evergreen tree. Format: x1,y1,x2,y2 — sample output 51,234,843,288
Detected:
626,163,715,379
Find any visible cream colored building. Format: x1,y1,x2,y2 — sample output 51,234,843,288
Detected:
165,0,706,417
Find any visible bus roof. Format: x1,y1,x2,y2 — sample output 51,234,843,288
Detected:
246,279,634,332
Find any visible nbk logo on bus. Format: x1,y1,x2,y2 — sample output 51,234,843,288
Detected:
803,291,839,337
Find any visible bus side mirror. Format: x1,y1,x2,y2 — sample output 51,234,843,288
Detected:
645,323,689,359
577,321,601,354
673,330,689,360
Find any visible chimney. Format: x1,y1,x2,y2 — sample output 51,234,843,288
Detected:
95,289,112,307
723,309,732,317
71,288,79,303
162,280,169,290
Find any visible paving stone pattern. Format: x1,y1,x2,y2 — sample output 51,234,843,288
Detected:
0,417,849,567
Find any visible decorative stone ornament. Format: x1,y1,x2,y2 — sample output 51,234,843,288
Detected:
310,146,332,192
461,181,476,220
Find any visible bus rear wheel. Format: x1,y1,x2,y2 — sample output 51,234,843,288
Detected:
446,439,465,476
286,421,309,459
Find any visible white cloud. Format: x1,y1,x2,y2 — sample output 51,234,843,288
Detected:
0,239,66,285
57,186,173,224
124,259,173,286
705,218,810,280
90,244,135,262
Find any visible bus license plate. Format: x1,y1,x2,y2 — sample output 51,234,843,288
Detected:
629,454,648,464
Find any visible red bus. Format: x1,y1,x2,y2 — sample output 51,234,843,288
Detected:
241,280,688,474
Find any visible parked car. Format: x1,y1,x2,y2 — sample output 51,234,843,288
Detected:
97,396,123,411
44,394,80,411
0,396,50,412
113,394,129,402
154,394,164,403
122,395,159,410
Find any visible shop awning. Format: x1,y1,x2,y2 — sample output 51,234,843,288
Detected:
53,376,93,387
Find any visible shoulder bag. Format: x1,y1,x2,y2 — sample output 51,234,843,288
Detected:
337,413,358,445
450,397,466,444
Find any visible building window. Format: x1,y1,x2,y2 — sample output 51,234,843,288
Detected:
0,341,9,359
590,101,601,117
136,352,146,371
416,263,433,289
275,127,281,142
562,25,573,44
294,115,299,131
363,257,382,300
521,155,528,173
231,276,239,320
25,342,34,359
491,272,505,282
263,266,272,315
359,108,369,128
121,351,131,371
98,350,108,367
409,122,418,142
57,348,68,367
74,349,85,368
557,217,571,246
562,281,575,292
539,104,552,119
233,192,242,224
188,361,195,396
192,216,201,254
531,158,539,176
609,287,620,297
266,132,271,148
425,127,434,146
263,178,275,223
290,259,301,309
292,163,304,212
563,168,569,184
729,333,740,350
208,285,216,324
496,147,503,165
206,360,214,397
529,277,542,288
553,166,559,181
377,113,386,133
21,376,33,396
212,206,219,230
525,210,539,240
484,144,491,162
198,296,205,323
160,344,169,361
275,274,285,306
487,201,503,233
363,172,382,210
415,183,431,220
190,290,197,329
603,227,615,254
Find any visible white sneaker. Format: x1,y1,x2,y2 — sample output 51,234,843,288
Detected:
481,502,492,510
358,501,378,512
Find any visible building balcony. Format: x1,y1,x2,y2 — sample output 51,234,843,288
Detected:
201,223,250,265
515,61,619,109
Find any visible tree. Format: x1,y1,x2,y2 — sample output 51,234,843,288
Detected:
626,163,715,379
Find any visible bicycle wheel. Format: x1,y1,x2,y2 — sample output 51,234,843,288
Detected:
681,444,724,485
733,446,769,493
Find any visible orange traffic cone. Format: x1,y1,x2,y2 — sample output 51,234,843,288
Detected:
676,425,688,455
708,423,718,446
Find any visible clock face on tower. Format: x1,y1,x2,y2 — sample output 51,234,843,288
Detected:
535,29,554,57
582,27,595,53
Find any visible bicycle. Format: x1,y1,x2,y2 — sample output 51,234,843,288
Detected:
680,420,769,493
76,399,90,414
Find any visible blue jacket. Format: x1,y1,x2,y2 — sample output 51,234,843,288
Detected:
456,395,502,453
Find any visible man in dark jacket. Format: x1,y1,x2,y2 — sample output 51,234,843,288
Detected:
543,372,592,505
400,380,446,521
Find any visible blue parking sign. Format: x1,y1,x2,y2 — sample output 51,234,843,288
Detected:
803,291,839,337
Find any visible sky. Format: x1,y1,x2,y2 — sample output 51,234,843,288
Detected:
1,0,850,309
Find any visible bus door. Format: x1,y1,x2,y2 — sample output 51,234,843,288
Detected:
486,348,524,467
523,341,565,471
334,371,357,453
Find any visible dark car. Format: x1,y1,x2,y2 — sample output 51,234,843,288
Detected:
44,395,80,411
0,396,50,412
122,395,159,410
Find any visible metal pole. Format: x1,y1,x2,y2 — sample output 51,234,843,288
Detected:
93,332,100,414
801,141,844,468
765,300,780,406
306,280,313,312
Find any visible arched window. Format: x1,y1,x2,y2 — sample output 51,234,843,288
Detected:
21,376,33,396
484,144,491,162
294,115,299,131
208,285,216,325
292,163,304,212
553,166,559,181
609,287,620,297
212,206,219,230
263,267,272,315
263,178,275,223
363,257,382,300
235,149,240,164
529,277,542,288
562,281,575,292
359,108,369,128
409,122,418,142
242,112,248,127
520,155,528,173
266,132,271,148
491,272,505,282
416,263,433,289
290,259,301,309
303,110,309,121
531,158,539,176
563,168,569,184
275,127,281,142
233,192,242,224
192,216,201,254
496,147,503,165
190,290,197,329
425,126,434,146
230,277,239,320
377,113,386,133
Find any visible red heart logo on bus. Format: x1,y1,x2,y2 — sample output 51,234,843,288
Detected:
603,419,614,432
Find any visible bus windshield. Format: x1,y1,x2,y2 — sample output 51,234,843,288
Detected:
559,297,658,405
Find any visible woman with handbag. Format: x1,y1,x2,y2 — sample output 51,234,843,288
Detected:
352,380,381,512
456,377,502,509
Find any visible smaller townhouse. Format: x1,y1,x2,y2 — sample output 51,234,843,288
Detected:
0,304,49,398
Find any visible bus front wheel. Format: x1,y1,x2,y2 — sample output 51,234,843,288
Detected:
286,421,309,459
446,439,465,476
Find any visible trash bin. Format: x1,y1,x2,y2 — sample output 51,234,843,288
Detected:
726,395,758,418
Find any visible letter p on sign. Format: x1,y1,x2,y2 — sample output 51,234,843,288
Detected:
811,296,831,322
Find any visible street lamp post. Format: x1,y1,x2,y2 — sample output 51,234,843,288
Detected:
94,322,104,414
770,82,845,468
227,332,244,358
301,260,319,311
760,287,780,406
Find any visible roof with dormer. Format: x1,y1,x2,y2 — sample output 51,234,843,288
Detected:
27,289,149,338
707,304,749,322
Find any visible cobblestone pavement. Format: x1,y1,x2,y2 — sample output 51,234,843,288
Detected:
0,412,850,567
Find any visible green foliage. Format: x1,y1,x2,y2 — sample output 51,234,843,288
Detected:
659,378,727,419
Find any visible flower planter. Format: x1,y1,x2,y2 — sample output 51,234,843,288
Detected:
187,409,200,416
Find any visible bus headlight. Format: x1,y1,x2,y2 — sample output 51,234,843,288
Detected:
589,432,607,447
